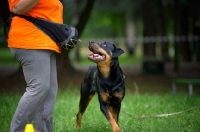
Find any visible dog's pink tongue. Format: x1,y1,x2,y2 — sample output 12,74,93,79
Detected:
88,52,100,58
93,54,99,57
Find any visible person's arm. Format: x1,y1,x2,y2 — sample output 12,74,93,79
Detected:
12,0,40,15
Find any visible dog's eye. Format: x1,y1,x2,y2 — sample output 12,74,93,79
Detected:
102,42,107,47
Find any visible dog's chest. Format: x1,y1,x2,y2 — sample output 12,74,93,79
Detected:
93,71,124,94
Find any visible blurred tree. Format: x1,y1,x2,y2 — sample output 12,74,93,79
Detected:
157,0,170,62
93,0,139,55
174,0,191,62
163,0,200,71
71,0,81,61
139,0,170,61
87,0,171,59
140,0,157,59
0,0,200,77
192,0,200,62
125,13,135,55
57,0,95,77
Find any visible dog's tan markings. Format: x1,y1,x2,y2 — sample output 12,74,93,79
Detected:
76,113,82,128
97,64,110,77
108,106,117,122
114,92,123,103
100,92,110,103
96,48,112,77
108,111,120,132
108,92,123,123
87,94,94,105
109,106,118,122
100,92,120,131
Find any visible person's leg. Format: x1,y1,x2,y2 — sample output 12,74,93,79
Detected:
10,49,53,132
34,53,58,132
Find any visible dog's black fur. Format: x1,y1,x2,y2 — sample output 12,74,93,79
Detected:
76,41,125,132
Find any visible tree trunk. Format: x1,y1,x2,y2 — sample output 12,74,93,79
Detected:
180,11,191,62
174,0,191,72
174,1,181,72
75,0,95,36
73,0,81,61
140,0,157,59
57,0,95,78
156,1,170,62
190,0,200,62
73,0,95,62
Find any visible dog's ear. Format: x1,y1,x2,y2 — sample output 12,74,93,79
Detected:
112,46,124,58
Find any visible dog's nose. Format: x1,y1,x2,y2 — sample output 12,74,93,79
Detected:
89,41,94,44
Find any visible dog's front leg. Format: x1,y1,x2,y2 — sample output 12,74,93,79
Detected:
99,91,121,132
100,103,121,132
76,78,96,129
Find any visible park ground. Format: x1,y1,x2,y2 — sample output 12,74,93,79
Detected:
0,62,200,95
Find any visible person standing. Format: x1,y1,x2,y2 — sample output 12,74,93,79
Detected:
7,0,63,131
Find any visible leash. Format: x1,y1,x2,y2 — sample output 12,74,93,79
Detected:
121,105,200,120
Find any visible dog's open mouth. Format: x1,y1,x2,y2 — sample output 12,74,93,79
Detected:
88,48,106,61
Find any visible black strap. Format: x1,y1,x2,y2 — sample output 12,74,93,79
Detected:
3,13,60,43
3,13,79,49
3,13,15,38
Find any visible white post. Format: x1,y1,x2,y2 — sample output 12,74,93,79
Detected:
189,84,193,95
172,83,176,94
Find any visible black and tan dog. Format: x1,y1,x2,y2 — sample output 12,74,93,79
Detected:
76,41,125,132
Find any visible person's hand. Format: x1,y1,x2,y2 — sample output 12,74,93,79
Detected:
12,0,39,15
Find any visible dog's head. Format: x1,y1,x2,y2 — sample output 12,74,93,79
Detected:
88,41,124,63
88,41,124,77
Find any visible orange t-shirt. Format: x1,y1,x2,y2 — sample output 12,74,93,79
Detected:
8,0,63,53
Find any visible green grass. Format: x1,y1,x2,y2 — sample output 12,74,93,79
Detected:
0,48,19,66
1,88,200,132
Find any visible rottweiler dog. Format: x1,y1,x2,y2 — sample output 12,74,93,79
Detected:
76,41,125,132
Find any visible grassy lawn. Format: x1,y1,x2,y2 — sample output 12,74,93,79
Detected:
1,44,199,132
0,48,19,66
1,88,200,132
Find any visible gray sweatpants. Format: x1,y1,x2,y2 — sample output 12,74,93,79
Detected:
10,49,58,132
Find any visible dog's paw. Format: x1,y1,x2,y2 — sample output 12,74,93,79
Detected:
113,127,122,132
